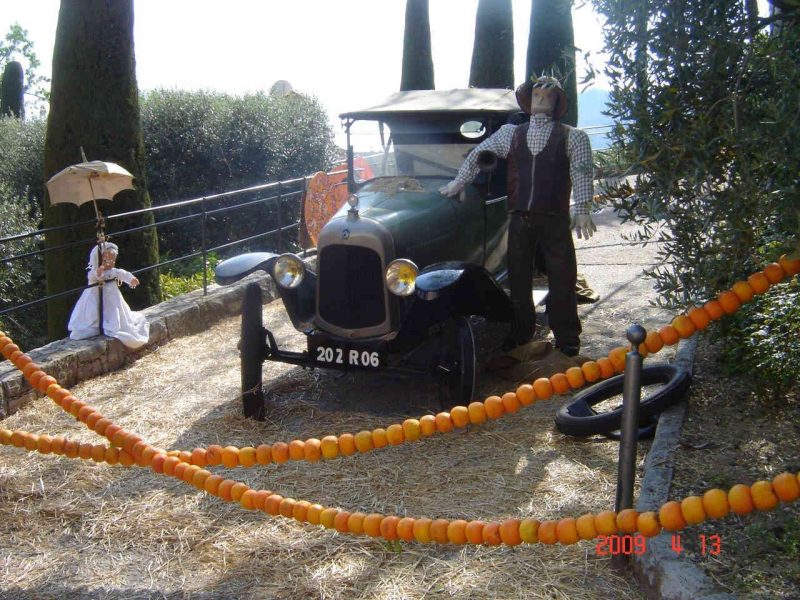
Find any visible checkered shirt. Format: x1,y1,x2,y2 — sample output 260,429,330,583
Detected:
454,113,594,214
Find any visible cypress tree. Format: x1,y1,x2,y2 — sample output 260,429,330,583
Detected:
43,0,160,341
469,0,514,89
526,0,578,126
400,0,435,90
1,61,25,118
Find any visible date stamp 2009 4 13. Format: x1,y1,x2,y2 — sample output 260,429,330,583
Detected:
595,533,722,556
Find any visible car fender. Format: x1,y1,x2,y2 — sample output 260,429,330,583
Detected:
214,252,317,332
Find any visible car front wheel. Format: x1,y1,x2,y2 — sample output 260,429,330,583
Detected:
241,282,266,420
436,316,477,410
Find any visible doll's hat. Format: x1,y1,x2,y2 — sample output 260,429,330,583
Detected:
515,75,568,119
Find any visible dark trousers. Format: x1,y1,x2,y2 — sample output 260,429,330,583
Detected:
507,212,581,350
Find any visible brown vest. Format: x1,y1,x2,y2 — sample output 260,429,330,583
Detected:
507,122,572,215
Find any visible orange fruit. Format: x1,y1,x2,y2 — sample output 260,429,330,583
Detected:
319,507,339,529
485,395,506,419
85,411,102,430
702,489,730,519
575,514,597,540
447,519,468,544
1,343,19,359
221,446,240,468
430,519,450,544
29,371,45,390
303,438,322,462
271,442,289,463
380,516,401,540
717,290,741,314
565,366,585,389
50,436,66,455
203,475,223,496
687,307,712,331
386,424,405,445
435,412,454,433
659,501,687,531
347,512,366,535
637,512,662,537
728,484,755,515
255,444,272,464
680,496,706,525
239,489,257,510
499,519,522,545
658,325,680,346
702,299,724,320
482,522,502,546
608,346,628,372
78,442,94,461
22,362,40,379
537,520,558,545
292,500,311,522
732,281,755,303
206,445,223,465
763,262,786,283
616,509,639,533
333,511,351,533
371,428,389,448
772,472,800,503
217,480,237,502
451,406,470,428
467,401,488,425
354,430,374,452
581,361,601,384
532,377,554,400
288,440,305,461
396,517,416,542
750,480,779,511
36,375,57,393
747,272,770,295
596,357,615,379
320,435,339,459
162,456,180,476
239,446,257,467
306,504,324,525
231,482,250,503
519,518,540,543
339,433,357,455
413,518,433,543
501,392,521,414
419,415,437,437
516,384,535,406
556,518,580,545
362,513,384,537
402,419,422,442
550,373,570,395
78,406,94,423
117,450,134,467
93,418,112,437
671,315,696,339
779,253,800,276
594,510,618,535
34,434,52,455
464,520,486,544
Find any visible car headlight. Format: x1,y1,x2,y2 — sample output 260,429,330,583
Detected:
273,254,305,289
385,259,418,297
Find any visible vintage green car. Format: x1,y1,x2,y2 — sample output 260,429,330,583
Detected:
215,88,524,418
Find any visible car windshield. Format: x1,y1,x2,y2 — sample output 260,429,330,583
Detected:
348,118,489,181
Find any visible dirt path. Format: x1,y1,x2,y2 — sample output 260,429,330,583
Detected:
0,208,673,599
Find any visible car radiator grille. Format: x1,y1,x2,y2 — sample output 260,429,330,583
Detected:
318,245,386,329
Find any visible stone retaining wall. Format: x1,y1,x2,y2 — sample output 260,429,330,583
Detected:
0,273,277,419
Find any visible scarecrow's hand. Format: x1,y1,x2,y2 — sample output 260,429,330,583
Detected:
130,276,140,288
574,214,597,240
438,180,464,197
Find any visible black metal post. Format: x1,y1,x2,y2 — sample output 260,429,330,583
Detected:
612,324,646,570
201,197,208,295
276,183,283,253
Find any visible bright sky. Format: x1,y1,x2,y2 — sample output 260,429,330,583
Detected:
1,0,609,138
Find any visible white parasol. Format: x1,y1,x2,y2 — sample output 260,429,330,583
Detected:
46,160,135,222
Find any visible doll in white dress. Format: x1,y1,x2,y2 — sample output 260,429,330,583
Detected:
68,242,150,348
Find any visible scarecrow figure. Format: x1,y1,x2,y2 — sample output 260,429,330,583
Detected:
440,75,596,357
68,241,149,349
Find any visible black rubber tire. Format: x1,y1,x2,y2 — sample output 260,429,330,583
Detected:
437,316,477,410
241,282,266,420
554,364,691,438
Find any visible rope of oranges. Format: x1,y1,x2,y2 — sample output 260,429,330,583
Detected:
1,420,799,545
0,255,798,472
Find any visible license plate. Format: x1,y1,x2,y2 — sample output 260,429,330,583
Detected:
309,340,385,369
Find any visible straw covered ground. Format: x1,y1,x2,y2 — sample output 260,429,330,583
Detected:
0,209,665,599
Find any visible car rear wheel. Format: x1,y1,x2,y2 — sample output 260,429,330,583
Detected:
241,282,266,420
436,316,477,410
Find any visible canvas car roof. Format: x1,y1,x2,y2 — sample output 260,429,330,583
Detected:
340,88,520,121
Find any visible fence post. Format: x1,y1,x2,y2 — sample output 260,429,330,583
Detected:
201,196,208,295
276,182,283,253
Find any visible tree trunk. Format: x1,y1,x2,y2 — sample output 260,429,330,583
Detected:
1,61,25,119
400,0,435,91
526,0,578,126
469,0,514,89
43,0,159,341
